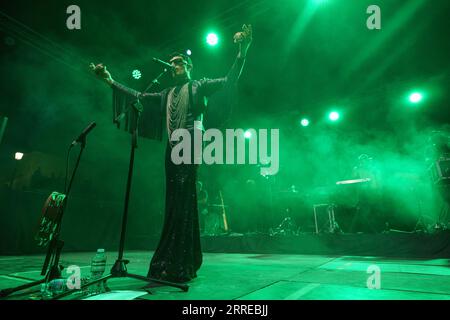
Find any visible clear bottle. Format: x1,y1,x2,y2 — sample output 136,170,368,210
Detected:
40,282,53,300
40,278,66,299
49,278,67,295
89,249,107,295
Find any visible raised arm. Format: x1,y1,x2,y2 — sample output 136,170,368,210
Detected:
199,24,252,97
89,63,161,99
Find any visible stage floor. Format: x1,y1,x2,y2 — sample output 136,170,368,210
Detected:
1,251,450,300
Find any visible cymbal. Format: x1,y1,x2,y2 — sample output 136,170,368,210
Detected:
336,178,371,185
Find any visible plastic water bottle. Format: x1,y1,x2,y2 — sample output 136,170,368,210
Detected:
40,279,66,299
91,249,107,277
40,282,53,300
89,249,107,295
48,279,67,295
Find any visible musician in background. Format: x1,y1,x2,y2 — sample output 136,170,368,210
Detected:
351,154,386,233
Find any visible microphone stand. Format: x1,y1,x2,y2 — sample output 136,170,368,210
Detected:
52,67,188,300
143,68,169,95
0,133,88,298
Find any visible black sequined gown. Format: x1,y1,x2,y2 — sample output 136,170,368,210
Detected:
148,141,202,282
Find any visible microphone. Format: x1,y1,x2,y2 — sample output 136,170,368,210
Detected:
71,122,96,146
152,57,174,70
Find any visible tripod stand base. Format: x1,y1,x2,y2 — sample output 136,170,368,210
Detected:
51,258,188,300
111,259,129,277
0,261,64,298
0,278,46,298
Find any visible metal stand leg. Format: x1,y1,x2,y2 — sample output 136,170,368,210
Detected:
314,205,319,234
328,204,340,234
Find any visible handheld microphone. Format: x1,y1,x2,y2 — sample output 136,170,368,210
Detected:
152,57,174,70
71,122,96,146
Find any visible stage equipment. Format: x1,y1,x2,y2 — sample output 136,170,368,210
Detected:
427,157,450,230
204,204,229,235
313,204,340,234
152,57,175,70
218,191,229,233
309,178,378,234
52,68,188,300
0,122,95,298
333,178,371,208
429,158,450,185
35,192,66,247
270,216,298,236
336,178,371,185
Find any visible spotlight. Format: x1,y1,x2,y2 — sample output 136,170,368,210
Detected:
329,111,340,121
206,33,219,46
15,152,24,160
244,130,252,139
300,118,310,127
409,92,423,104
186,49,192,56
132,69,142,80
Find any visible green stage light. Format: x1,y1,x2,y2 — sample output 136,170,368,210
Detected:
186,49,192,56
409,92,423,104
244,130,252,139
329,111,340,121
206,33,219,46
132,69,141,80
300,118,310,127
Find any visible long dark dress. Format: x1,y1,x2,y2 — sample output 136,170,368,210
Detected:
111,56,246,283
148,142,202,282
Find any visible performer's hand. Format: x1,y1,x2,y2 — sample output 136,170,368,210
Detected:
234,24,252,58
89,63,113,84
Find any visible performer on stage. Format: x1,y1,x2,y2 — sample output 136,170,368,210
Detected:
90,25,252,283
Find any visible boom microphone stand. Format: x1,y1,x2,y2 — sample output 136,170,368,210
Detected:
53,68,188,299
0,123,94,298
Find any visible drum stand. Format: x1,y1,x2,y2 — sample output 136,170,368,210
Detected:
313,204,340,234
